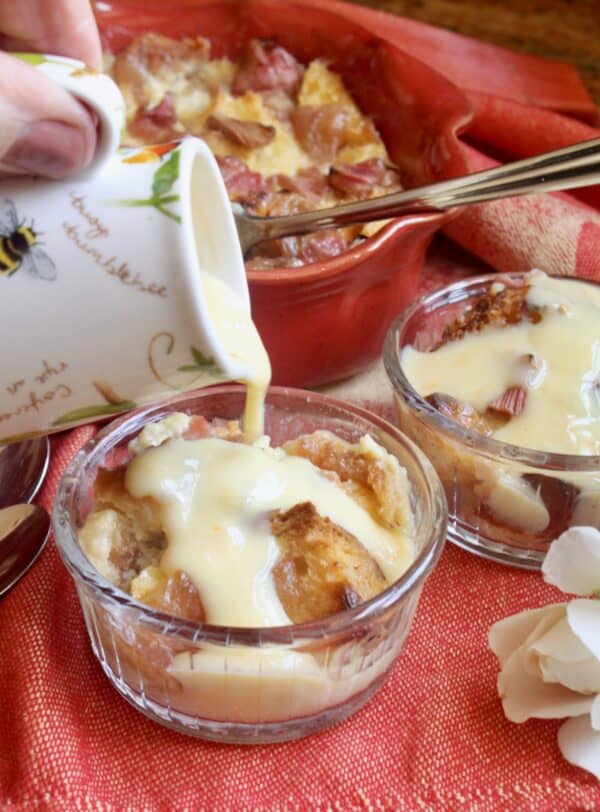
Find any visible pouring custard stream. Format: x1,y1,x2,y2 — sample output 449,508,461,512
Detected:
200,271,271,442
80,272,415,630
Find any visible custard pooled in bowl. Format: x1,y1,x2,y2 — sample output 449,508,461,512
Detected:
401,270,600,457
388,269,600,564
80,413,415,627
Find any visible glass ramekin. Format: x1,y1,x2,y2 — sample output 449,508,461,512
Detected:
384,272,600,570
53,385,447,743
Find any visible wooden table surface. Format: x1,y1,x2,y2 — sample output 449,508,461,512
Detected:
349,0,600,109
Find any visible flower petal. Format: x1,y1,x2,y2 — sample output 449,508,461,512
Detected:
532,617,592,662
592,695,600,731
533,617,600,693
567,599,600,660
498,642,594,722
539,656,600,695
489,604,565,666
542,527,600,596
558,714,600,780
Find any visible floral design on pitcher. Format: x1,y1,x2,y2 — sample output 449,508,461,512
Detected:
148,332,223,390
52,380,136,426
120,142,179,164
0,200,56,281
178,346,222,378
12,53,72,69
115,146,182,222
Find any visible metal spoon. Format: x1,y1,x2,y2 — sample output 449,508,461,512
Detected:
234,136,600,256
0,503,50,596
0,436,50,509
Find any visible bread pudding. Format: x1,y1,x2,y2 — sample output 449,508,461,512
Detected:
80,412,415,627
105,33,402,268
395,270,600,553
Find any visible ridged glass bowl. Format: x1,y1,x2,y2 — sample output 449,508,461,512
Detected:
384,272,600,570
53,385,447,743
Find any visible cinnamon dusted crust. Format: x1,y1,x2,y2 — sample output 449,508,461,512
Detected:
436,284,541,349
424,284,545,436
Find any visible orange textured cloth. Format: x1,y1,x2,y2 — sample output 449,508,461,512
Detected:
2,3,600,808
2,379,600,809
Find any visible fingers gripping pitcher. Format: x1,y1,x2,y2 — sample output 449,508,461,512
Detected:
0,54,267,444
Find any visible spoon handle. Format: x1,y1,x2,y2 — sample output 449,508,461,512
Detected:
235,137,600,255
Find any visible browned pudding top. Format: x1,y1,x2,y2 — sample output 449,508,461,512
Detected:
106,33,402,267
80,416,415,625
436,283,541,349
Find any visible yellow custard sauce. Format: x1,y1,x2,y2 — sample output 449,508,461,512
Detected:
126,433,413,627
80,273,416,629
79,408,418,725
201,272,271,442
402,271,600,456
78,246,419,726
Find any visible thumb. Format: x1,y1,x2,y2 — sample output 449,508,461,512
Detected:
0,52,98,179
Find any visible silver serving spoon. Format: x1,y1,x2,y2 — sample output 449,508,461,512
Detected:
234,136,600,256
0,436,50,509
0,503,50,596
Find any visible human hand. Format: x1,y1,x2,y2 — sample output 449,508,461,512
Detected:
0,0,102,178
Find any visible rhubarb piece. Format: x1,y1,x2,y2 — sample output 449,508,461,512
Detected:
328,158,386,196
426,392,499,436
246,229,351,268
487,386,528,418
232,40,303,96
328,158,401,201
293,231,350,264
267,166,329,203
205,113,276,148
214,155,267,203
129,92,180,143
291,104,349,165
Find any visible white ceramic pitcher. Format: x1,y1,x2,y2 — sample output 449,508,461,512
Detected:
0,54,250,443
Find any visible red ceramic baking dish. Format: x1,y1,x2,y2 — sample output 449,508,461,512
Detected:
95,0,471,387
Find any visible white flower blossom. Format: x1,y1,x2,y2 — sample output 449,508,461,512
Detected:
488,526,600,780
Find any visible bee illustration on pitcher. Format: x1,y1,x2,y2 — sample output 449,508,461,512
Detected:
0,199,56,281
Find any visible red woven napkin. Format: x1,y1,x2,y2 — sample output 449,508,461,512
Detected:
308,0,597,122
2,3,600,809
444,142,600,280
323,0,600,281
